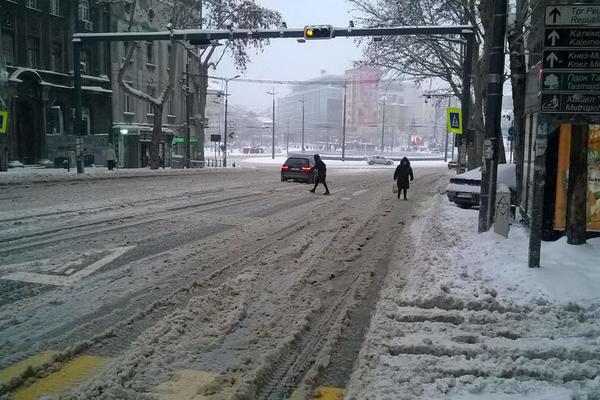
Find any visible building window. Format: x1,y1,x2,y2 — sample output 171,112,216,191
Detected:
50,0,62,16
79,0,90,21
123,93,133,114
147,86,156,115
168,97,175,116
26,0,39,9
82,107,90,134
146,42,154,64
80,49,90,74
27,36,40,69
50,42,62,72
47,106,63,135
1,31,15,66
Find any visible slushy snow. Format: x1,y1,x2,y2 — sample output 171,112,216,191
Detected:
345,194,600,400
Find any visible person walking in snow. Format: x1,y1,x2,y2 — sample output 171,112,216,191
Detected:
310,154,330,195
393,157,414,200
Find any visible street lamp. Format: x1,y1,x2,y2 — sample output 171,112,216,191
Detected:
266,86,276,159
223,74,240,167
298,97,305,152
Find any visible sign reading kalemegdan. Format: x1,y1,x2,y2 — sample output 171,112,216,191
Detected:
542,71,600,91
544,28,600,47
541,93,600,114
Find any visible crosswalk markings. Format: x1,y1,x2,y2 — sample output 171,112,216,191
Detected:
0,351,56,385
1,246,134,286
291,386,345,400
155,370,240,399
11,354,106,400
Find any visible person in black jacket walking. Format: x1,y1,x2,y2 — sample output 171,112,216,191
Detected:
393,157,414,200
310,154,330,195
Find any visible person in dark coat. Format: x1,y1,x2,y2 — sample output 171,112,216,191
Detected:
310,154,330,195
393,157,414,200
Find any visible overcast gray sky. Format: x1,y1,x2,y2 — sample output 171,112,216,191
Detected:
217,0,364,110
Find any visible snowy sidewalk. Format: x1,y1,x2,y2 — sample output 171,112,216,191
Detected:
0,165,238,186
345,194,600,399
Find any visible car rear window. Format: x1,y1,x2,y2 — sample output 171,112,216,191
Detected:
285,158,310,166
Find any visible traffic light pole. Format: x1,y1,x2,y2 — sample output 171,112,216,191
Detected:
223,80,229,168
73,38,84,174
185,56,191,168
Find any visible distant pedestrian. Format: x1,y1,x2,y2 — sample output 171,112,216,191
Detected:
63,158,70,172
105,147,116,171
310,154,330,195
393,157,414,200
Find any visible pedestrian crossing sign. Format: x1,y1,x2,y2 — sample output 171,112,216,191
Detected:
447,108,462,135
0,111,8,134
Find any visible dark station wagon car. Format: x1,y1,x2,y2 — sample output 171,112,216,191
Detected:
281,154,318,184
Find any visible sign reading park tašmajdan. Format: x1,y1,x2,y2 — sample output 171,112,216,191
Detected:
542,72,600,91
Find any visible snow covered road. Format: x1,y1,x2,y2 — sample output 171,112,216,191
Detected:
0,164,448,399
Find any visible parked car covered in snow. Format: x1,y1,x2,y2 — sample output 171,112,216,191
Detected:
446,164,516,208
366,155,394,165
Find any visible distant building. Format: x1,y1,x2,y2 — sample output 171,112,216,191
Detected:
277,72,344,149
345,66,382,130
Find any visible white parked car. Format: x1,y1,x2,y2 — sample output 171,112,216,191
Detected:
446,164,516,208
366,155,394,165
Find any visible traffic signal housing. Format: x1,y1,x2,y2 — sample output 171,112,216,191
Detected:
304,25,334,40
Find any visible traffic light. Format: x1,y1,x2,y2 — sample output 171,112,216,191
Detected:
304,25,333,40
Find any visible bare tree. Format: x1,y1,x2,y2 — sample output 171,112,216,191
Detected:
507,0,529,203
178,0,282,162
102,0,280,168
348,0,506,168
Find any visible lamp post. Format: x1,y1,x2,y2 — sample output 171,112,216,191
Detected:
298,97,305,151
341,80,347,161
223,74,240,167
380,95,386,152
267,86,276,159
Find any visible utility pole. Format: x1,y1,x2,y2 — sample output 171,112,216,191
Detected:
286,118,290,153
528,119,549,267
299,97,305,151
478,0,507,233
222,74,239,168
185,55,191,168
380,96,386,152
342,81,347,161
267,86,276,159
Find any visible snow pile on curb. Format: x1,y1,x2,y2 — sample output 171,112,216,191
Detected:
0,166,237,185
345,195,600,399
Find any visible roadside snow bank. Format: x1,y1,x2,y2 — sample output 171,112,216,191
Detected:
345,194,600,400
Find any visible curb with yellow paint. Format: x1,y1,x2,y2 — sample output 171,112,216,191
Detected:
0,352,56,386
291,386,345,400
8,354,106,400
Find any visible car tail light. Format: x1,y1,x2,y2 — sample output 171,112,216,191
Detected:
281,165,289,172
301,166,312,173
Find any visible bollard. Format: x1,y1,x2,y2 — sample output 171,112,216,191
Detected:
493,184,511,238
